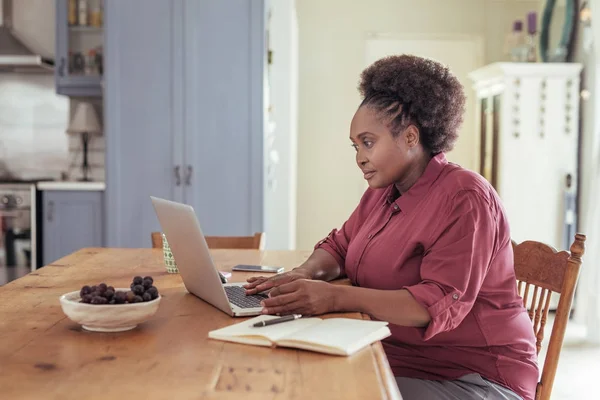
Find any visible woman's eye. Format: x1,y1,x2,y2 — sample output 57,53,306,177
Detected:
351,143,359,151
363,140,373,148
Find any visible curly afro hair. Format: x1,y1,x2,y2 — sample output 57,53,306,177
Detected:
358,54,466,153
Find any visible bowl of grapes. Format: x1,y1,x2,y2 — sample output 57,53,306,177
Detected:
59,276,161,332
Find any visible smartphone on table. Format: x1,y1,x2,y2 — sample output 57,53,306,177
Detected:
231,264,284,273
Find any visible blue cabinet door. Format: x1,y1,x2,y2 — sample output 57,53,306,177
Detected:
104,0,265,247
42,191,104,265
55,0,103,97
182,0,265,236
103,0,183,248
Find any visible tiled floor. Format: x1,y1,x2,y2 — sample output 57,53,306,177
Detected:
539,315,600,399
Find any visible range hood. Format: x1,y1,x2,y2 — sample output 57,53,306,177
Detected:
0,0,53,73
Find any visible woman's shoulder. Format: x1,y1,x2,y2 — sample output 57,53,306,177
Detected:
438,162,499,204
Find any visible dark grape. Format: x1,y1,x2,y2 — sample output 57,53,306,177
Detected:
132,276,143,286
132,295,143,303
80,285,92,297
147,286,159,300
91,296,108,304
104,289,115,300
90,285,97,293
125,291,135,303
109,299,116,305
142,278,153,290
132,284,145,296
107,286,115,293
114,291,127,304
81,294,93,303
142,292,152,302
143,276,154,285
97,283,107,293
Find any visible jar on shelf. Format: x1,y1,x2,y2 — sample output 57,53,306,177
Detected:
68,0,78,25
86,49,97,75
78,0,88,26
90,0,103,27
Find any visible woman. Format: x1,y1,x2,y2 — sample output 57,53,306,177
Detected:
244,55,538,400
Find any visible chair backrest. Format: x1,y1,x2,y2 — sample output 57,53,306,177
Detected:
151,231,265,250
512,233,586,400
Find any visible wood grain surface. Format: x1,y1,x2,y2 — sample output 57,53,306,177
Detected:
0,248,402,400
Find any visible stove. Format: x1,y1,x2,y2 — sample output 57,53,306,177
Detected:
0,179,51,271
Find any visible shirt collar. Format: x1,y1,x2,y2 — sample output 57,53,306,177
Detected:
386,152,448,214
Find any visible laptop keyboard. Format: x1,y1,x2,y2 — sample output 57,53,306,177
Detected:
224,286,268,309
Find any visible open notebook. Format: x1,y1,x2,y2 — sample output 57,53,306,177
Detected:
208,315,391,356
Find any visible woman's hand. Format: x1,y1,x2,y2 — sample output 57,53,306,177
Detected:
243,268,312,295
259,279,337,316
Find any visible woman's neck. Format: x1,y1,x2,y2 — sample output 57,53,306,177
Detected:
394,153,432,194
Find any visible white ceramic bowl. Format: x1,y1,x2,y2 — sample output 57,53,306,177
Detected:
59,288,161,332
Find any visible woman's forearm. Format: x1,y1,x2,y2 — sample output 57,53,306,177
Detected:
293,248,343,282
333,285,431,327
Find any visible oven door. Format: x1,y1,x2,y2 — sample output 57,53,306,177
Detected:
0,187,34,269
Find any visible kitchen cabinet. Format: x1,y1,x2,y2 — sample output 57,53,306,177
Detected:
468,62,582,251
55,0,104,97
42,190,104,265
104,0,266,248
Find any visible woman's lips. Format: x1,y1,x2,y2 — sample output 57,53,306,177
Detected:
363,171,376,180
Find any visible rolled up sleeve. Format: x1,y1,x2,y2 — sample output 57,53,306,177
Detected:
315,220,353,276
403,190,497,340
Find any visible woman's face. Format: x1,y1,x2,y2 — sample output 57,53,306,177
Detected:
349,105,422,189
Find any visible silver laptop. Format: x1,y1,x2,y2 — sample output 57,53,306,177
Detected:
150,196,267,317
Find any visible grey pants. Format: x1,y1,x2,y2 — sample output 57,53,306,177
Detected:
395,373,523,400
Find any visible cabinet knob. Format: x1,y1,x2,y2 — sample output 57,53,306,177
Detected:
174,166,181,186
185,166,193,186
58,58,66,77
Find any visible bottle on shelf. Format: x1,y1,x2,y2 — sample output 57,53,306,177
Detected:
525,11,538,63
505,20,527,62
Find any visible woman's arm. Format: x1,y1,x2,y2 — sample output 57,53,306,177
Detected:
261,280,430,327
333,286,431,327
294,248,343,281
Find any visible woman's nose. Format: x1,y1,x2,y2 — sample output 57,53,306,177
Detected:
356,152,368,166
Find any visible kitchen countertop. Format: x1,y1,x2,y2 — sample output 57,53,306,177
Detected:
36,181,106,191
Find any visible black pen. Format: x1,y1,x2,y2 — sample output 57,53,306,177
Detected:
252,314,302,327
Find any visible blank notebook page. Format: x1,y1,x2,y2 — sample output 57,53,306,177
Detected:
279,318,389,350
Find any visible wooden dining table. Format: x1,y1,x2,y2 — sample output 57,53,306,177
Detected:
0,247,402,400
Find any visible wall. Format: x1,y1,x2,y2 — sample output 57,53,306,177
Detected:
295,0,542,249
0,74,69,180
573,2,600,342
0,1,103,182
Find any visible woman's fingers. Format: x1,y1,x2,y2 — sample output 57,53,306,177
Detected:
243,276,270,294
262,299,306,316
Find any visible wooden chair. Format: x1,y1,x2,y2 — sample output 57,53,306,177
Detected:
151,231,265,250
513,233,586,400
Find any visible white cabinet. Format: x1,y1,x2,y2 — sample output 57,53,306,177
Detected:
468,62,582,251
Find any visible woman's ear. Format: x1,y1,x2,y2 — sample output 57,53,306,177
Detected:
404,125,420,148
